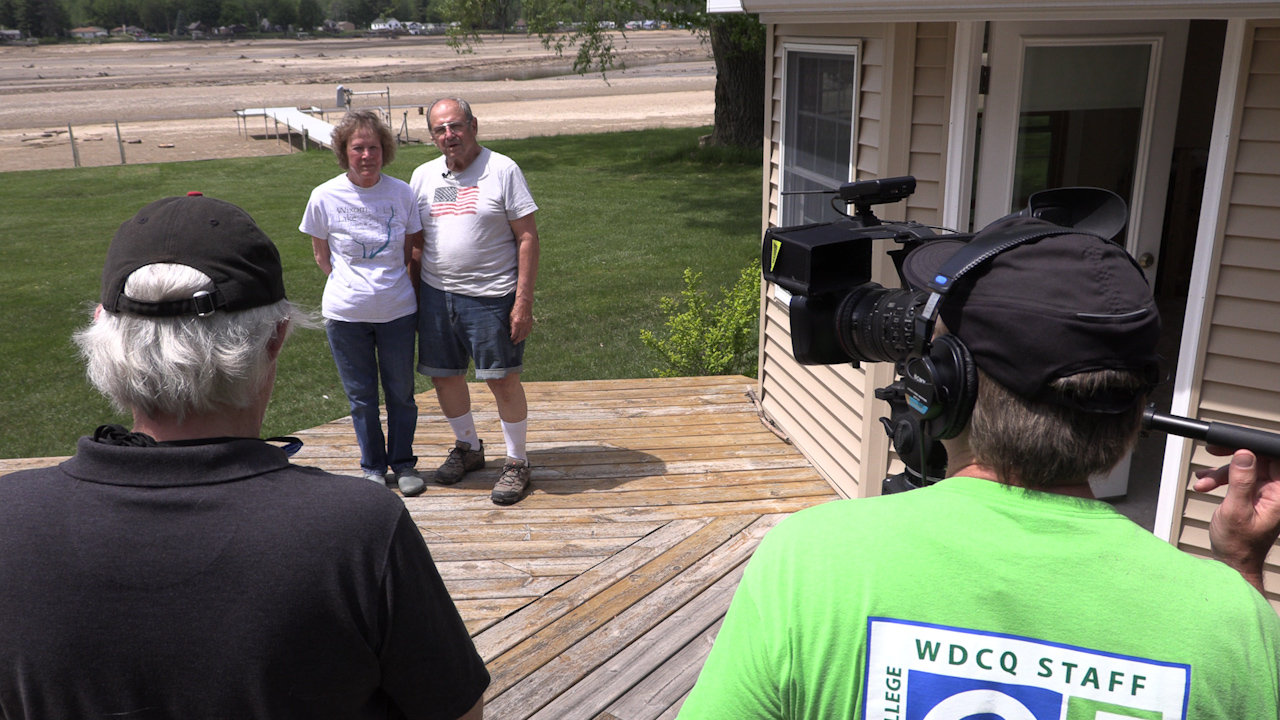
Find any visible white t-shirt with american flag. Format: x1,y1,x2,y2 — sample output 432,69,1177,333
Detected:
409,147,538,297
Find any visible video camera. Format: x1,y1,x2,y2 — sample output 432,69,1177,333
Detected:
762,176,943,368
762,175,1280,492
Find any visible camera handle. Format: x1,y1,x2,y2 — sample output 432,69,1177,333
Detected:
1143,408,1280,459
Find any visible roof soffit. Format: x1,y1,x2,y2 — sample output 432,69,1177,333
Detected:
749,0,1280,22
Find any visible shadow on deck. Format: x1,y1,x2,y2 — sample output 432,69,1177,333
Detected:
0,376,837,719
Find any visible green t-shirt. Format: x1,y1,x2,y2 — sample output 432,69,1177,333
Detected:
679,477,1280,719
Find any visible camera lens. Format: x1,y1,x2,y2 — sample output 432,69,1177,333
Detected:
835,285,929,363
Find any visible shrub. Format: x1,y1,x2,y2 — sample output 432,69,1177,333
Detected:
641,259,760,377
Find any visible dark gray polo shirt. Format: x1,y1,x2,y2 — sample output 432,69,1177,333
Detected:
0,436,488,719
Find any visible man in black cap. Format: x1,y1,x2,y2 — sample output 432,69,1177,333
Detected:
679,216,1280,719
0,194,488,720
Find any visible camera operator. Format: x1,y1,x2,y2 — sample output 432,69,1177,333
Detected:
679,216,1280,718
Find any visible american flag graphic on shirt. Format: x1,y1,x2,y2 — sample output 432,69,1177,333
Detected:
431,185,480,216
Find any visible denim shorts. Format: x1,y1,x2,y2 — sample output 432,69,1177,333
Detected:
417,282,524,380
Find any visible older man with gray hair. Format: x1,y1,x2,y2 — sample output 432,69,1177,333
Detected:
0,193,487,720
410,97,540,506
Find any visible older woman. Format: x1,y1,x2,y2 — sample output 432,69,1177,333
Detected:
300,110,425,496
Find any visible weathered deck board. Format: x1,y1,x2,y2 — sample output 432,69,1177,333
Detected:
403,496,828,526
398,377,835,718
483,513,760,697
1,376,837,719
507,519,771,719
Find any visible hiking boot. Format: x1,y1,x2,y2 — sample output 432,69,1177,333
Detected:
393,467,426,497
434,440,485,485
491,458,531,506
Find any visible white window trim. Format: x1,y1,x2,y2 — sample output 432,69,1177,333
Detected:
942,21,983,234
778,40,862,227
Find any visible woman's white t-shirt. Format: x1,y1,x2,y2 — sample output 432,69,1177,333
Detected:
300,173,423,323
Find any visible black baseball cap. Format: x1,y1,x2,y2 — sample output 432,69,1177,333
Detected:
902,216,1161,408
101,192,286,317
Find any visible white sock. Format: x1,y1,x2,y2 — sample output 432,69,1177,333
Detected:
447,412,478,448
502,419,528,462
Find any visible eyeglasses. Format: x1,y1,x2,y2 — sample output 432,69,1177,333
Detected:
430,121,470,137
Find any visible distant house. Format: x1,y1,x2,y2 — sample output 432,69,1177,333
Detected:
370,17,402,31
70,26,109,39
324,20,356,33
110,25,144,37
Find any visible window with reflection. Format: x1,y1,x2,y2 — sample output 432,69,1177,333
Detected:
1012,43,1152,244
781,49,858,227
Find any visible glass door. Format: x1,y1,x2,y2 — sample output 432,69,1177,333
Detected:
973,21,1187,498
1011,43,1154,247
975,21,1186,285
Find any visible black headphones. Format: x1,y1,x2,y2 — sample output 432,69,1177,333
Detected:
896,187,1129,443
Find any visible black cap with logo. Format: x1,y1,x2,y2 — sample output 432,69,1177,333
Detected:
902,216,1161,407
100,192,286,317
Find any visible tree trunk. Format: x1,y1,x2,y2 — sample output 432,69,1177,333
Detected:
708,17,765,148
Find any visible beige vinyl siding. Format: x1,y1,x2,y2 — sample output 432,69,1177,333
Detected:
757,22,952,498
759,23,885,497
1175,21,1280,609
906,23,954,223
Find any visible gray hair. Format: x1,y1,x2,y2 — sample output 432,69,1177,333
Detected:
968,368,1147,488
74,263,303,421
426,97,474,123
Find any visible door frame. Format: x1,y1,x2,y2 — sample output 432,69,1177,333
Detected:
973,20,1187,287
945,19,1189,498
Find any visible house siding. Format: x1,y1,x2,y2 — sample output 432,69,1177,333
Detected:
906,23,953,224
1175,21,1280,609
757,21,953,497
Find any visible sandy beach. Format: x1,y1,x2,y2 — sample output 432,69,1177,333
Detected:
0,31,716,172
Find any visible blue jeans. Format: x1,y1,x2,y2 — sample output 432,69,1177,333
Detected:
417,282,524,380
325,313,418,475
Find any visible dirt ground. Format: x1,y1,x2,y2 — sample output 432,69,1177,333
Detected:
0,31,716,172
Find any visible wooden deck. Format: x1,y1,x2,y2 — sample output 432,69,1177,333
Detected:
0,376,838,719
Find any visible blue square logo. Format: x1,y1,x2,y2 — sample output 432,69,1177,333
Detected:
905,670,1062,720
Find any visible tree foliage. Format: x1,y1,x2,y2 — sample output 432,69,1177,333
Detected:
442,0,765,147
440,0,524,49
522,0,628,76
13,0,69,35
295,0,320,28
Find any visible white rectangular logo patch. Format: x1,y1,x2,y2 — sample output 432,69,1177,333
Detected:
863,618,1190,720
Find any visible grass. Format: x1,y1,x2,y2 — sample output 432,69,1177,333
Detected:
0,127,763,458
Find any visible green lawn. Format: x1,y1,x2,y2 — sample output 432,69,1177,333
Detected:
0,127,763,458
